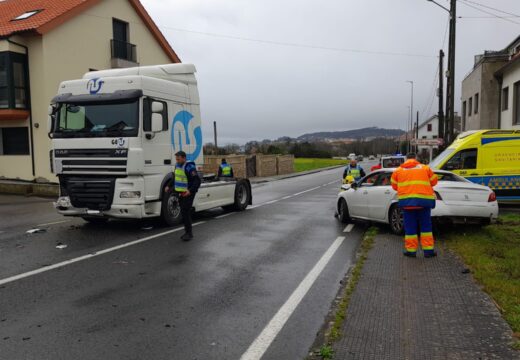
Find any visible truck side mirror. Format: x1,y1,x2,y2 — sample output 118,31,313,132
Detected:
151,101,164,113
151,113,163,132
47,105,55,135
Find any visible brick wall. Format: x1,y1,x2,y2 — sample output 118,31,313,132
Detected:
277,155,294,175
203,154,294,178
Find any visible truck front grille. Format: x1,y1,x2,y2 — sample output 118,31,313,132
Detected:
61,177,116,211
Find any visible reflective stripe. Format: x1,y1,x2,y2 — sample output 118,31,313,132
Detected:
422,246,434,250
391,178,397,184
397,180,432,187
347,167,361,179
405,249,417,252
174,164,188,192
405,235,418,239
420,232,433,237
398,194,436,200
430,175,437,181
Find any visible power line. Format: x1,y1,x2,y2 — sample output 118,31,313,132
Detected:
459,15,520,19
459,0,520,17
458,0,520,25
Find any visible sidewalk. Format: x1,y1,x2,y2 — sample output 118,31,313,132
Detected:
333,233,519,360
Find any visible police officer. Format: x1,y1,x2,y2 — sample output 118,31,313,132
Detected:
343,159,366,182
218,158,234,178
173,151,201,241
391,153,438,258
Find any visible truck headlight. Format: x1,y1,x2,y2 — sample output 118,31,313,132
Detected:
120,191,141,199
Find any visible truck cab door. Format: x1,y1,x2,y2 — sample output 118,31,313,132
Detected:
442,148,481,184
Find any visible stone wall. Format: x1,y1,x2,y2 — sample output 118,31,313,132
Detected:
203,155,248,178
203,154,294,178
277,155,295,175
255,155,278,177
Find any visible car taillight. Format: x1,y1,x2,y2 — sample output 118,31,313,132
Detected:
434,191,442,201
488,192,497,202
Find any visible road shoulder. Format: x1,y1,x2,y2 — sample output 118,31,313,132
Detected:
324,232,519,359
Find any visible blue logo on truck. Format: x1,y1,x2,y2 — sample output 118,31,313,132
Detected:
171,110,202,162
87,78,104,94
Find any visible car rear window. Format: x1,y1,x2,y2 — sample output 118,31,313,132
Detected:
435,172,468,182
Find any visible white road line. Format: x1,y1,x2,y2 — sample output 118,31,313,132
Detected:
343,224,355,233
0,221,206,287
264,200,279,205
36,219,71,227
281,195,292,200
215,213,234,219
247,184,325,210
240,236,346,360
292,186,321,197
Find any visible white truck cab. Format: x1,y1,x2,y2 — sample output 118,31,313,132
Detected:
49,64,251,225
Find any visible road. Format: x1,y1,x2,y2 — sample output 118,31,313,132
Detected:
0,164,371,360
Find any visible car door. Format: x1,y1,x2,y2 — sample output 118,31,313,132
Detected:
367,171,395,221
347,173,380,219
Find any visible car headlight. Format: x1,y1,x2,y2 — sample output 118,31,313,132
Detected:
120,191,141,199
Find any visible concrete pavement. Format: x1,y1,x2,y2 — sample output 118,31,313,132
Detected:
332,233,519,360
0,166,365,360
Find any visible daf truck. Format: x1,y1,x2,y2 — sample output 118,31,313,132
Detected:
48,64,252,225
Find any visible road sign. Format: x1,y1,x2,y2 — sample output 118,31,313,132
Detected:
411,138,444,146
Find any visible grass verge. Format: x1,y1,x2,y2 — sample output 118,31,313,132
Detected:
445,213,520,348
308,226,378,359
294,158,346,172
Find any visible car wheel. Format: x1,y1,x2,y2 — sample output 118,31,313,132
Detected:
81,217,108,225
225,180,251,212
338,198,351,224
389,205,404,235
161,190,182,226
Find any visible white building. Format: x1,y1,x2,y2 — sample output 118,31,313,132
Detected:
496,49,520,130
416,115,440,153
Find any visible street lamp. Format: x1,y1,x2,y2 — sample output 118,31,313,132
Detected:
406,81,414,153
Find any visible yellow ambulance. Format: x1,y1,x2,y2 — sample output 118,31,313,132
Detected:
430,130,520,203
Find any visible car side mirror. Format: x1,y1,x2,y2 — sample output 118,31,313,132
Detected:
151,113,163,133
351,182,358,189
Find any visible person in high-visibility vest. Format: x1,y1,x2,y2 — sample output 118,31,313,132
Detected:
343,159,365,182
173,151,201,241
391,153,438,258
218,159,234,178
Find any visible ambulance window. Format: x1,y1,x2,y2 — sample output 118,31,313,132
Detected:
443,148,477,170
143,98,168,131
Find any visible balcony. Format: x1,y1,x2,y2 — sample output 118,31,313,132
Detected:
110,39,138,68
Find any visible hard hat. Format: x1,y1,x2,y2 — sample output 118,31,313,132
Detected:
344,175,355,184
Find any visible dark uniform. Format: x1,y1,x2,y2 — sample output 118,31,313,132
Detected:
174,154,201,240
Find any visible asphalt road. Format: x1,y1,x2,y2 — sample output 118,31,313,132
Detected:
0,164,372,360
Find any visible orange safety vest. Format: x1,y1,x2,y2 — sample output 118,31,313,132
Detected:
391,159,438,208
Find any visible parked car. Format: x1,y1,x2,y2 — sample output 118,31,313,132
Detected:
348,153,356,160
336,169,499,234
357,155,364,161
368,155,376,160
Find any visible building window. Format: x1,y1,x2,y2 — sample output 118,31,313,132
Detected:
514,81,520,125
468,97,473,116
474,93,479,114
0,52,29,110
462,101,467,129
111,19,136,62
0,127,30,155
427,124,432,132
502,87,509,111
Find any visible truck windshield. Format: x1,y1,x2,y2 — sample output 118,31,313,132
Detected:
430,148,454,169
53,100,139,138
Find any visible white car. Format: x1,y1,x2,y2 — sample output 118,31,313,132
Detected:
336,169,499,234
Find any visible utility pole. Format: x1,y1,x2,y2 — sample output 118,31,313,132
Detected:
416,110,419,153
438,49,445,141
428,0,456,144
213,121,218,152
445,0,457,144
406,81,414,153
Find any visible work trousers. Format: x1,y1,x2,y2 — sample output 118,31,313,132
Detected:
179,194,195,235
403,207,435,256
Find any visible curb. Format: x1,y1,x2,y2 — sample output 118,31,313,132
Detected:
0,181,59,197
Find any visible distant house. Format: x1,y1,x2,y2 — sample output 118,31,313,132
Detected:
461,36,520,131
416,114,461,153
0,0,180,182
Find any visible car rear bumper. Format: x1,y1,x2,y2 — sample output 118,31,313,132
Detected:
432,201,499,222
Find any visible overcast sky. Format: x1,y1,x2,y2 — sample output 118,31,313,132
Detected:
142,0,520,144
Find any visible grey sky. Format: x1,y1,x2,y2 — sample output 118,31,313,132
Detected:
142,0,520,144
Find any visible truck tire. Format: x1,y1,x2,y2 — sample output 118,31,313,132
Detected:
82,217,108,225
338,198,351,224
389,205,404,235
224,180,251,212
161,190,182,226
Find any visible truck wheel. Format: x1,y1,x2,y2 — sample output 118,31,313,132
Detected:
161,191,182,226
225,180,251,211
389,205,404,235
338,198,351,224
82,217,108,225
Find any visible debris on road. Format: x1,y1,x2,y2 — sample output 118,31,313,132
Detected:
26,228,46,234
56,243,68,249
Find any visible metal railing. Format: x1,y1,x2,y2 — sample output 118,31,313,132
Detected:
110,39,137,62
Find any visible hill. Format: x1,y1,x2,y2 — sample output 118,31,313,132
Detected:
297,127,404,142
